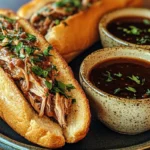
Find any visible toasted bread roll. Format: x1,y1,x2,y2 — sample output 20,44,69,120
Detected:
0,9,90,148
18,0,142,62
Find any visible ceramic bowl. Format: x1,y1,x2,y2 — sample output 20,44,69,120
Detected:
79,46,150,135
99,8,150,49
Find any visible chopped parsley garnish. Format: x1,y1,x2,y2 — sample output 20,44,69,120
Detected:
114,72,122,77
129,26,141,35
0,15,15,23
15,42,23,55
128,75,140,84
118,26,141,35
125,86,136,93
0,34,5,41
65,7,74,13
14,42,37,58
143,19,150,25
0,14,76,103
31,66,49,78
136,35,150,44
45,80,52,90
104,71,114,82
114,88,121,94
55,19,60,25
24,45,35,55
66,84,75,91
43,45,53,56
30,56,43,63
52,80,75,98
146,89,150,96
54,0,81,8
26,33,36,42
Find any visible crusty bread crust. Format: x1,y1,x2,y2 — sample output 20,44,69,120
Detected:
17,0,55,19
17,0,142,62
0,9,91,148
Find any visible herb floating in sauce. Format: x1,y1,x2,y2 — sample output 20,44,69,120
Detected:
114,72,122,77
107,16,150,45
104,71,114,82
89,58,150,99
146,89,150,96
0,14,75,127
143,19,150,25
125,86,136,93
114,88,121,94
128,75,140,85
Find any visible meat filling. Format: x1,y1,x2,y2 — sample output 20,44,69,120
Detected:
0,15,75,127
30,0,100,35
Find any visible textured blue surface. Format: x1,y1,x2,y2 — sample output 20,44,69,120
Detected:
0,0,28,11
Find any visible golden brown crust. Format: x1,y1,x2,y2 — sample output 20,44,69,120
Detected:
0,10,91,148
0,67,65,148
17,0,55,19
0,9,19,19
17,0,142,62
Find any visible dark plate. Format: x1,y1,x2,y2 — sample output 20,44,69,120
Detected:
0,1,150,150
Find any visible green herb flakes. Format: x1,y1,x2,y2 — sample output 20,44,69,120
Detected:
45,80,52,90
128,75,140,84
31,66,49,78
55,19,60,25
114,72,122,77
114,88,121,94
125,87,136,93
66,84,75,91
143,19,150,25
26,33,36,42
0,15,15,23
43,45,53,56
30,56,42,63
104,71,114,82
15,42,23,55
146,89,150,96
129,26,141,35
24,46,35,55
0,34,5,41
52,80,75,98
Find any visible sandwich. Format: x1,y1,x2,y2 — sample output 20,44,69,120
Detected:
18,0,142,62
0,9,90,148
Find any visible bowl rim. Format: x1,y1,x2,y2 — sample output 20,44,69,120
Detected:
80,46,150,102
99,7,150,47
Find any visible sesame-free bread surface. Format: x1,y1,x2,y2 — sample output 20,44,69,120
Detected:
18,0,143,62
0,9,91,148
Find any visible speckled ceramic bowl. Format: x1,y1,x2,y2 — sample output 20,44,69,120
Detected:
99,8,150,49
80,47,150,135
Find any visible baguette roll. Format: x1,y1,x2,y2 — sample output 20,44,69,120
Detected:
0,9,90,148
18,0,142,62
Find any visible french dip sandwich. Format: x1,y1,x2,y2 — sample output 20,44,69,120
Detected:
0,9,90,148
18,0,142,62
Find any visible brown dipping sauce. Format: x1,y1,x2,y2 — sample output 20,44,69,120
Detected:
89,58,150,99
107,16,150,45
